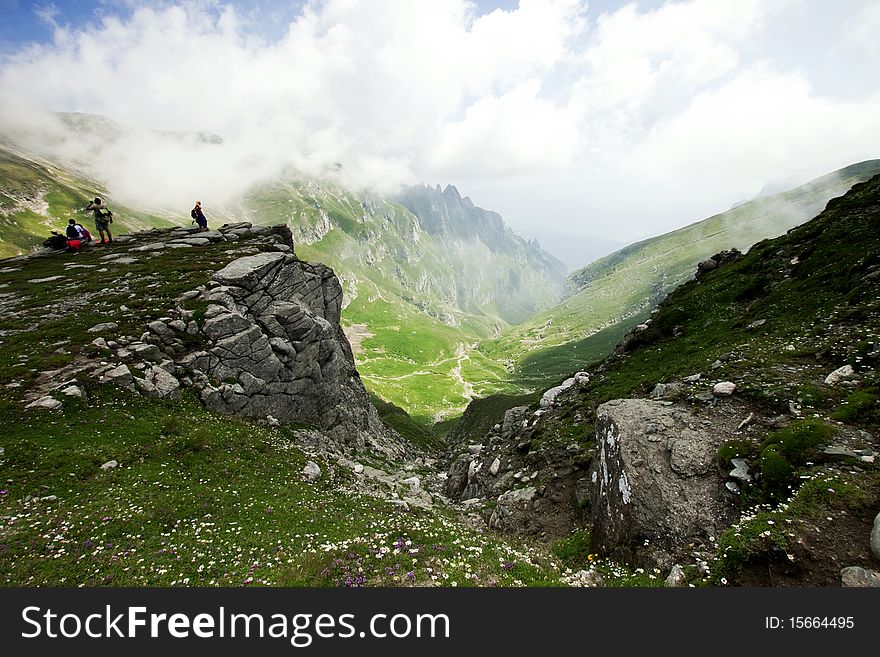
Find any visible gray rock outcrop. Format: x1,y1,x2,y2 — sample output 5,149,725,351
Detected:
589,399,735,568
181,250,403,458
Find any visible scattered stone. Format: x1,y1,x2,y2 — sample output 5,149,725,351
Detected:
746,319,767,330
665,564,686,587
266,415,280,427
88,322,118,333
28,275,64,284
713,382,737,396
100,460,118,470
400,476,420,491
725,481,741,495
489,457,501,476
25,396,63,411
825,365,856,386
729,458,752,483
60,385,85,399
563,569,605,587
737,413,755,430
540,377,578,408
101,364,135,390
823,446,859,460
711,360,723,370
302,461,322,482
840,566,880,587
650,382,685,400
566,443,581,455
468,444,482,455
41,495,58,502
683,374,702,383
488,486,538,532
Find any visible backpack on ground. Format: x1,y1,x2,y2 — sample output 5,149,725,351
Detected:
43,233,68,250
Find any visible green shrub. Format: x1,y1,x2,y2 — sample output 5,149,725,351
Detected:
830,389,878,423
760,419,835,466
760,446,794,500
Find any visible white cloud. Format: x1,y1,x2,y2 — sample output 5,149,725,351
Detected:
0,0,588,207
848,2,880,56
1,0,879,257
626,67,880,201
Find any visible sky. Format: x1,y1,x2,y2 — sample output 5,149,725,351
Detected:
1,0,879,269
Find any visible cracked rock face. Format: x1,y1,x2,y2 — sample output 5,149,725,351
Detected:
589,399,736,568
184,251,403,458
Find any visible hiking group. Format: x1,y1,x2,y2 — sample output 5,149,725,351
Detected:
46,197,209,251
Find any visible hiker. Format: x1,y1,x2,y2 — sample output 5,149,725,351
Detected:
191,201,208,232
65,218,87,250
82,197,113,244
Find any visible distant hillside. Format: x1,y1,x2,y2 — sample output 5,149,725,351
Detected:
479,160,880,389
0,114,567,422
444,173,880,584
0,145,180,258
231,178,566,421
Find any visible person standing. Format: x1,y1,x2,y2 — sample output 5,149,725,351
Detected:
83,197,113,244
191,201,208,232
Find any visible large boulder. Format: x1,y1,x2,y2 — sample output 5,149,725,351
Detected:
185,251,402,458
589,399,735,568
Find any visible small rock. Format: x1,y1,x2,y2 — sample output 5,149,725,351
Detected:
266,415,279,427
100,460,118,470
26,396,63,411
725,481,741,494
711,360,723,370
352,463,364,474
840,566,880,587
713,381,737,396
400,476,420,491
91,337,110,349
746,319,767,330
489,457,501,476
60,385,85,399
729,458,752,483
823,446,859,460
566,443,581,455
41,495,58,502
650,382,684,400
28,275,64,284
467,444,482,455
665,564,686,587
303,461,321,482
682,374,702,383
825,365,856,386
737,413,755,430
389,499,410,512
88,322,119,333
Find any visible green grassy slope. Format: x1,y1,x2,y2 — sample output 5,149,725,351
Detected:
0,146,180,258
0,239,565,587
479,160,880,390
